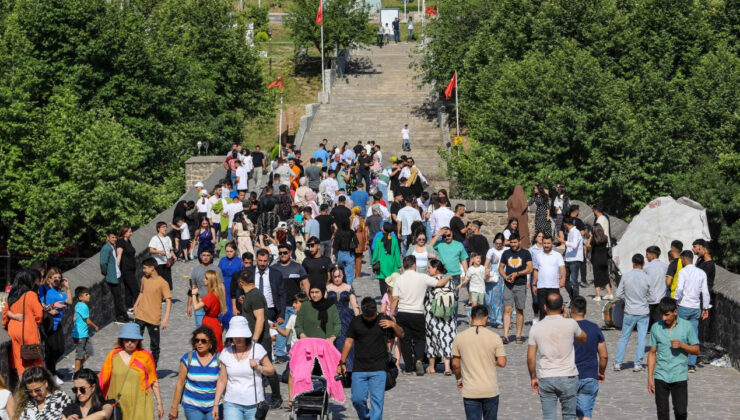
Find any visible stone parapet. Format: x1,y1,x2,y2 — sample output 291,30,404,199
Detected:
185,156,227,189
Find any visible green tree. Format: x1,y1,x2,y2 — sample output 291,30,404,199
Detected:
285,0,373,55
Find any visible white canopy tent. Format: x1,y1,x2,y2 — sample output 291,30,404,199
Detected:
612,196,711,273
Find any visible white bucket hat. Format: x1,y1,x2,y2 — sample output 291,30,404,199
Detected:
224,316,253,339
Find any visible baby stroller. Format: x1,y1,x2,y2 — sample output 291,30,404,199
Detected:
288,338,345,420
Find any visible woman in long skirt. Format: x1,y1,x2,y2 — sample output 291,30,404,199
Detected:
424,259,456,375
484,233,507,327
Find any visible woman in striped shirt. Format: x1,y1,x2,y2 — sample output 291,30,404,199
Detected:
170,326,221,420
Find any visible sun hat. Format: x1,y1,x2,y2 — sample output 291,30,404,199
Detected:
118,323,144,341
225,316,253,339
385,272,401,288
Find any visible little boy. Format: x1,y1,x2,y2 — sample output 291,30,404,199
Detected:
72,286,98,372
215,231,229,258
170,217,191,261
271,292,306,351
134,258,172,366
460,252,486,307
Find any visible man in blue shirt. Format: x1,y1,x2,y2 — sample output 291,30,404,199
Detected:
570,296,608,420
648,297,699,420
313,145,330,170
350,182,370,216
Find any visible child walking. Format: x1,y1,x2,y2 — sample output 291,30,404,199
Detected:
72,287,98,372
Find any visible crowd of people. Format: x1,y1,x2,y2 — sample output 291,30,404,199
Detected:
0,140,717,420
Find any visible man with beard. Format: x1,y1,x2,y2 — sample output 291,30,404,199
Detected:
302,237,332,290
271,243,308,363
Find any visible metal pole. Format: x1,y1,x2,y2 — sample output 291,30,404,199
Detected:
404,1,407,22
454,71,460,137
279,94,283,150
320,23,325,94
421,0,425,41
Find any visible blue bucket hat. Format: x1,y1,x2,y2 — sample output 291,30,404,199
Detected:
118,322,144,340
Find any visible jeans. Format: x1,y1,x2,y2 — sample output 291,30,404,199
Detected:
194,308,205,327
135,319,161,365
424,221,432,243
564,261,581,300
538,376,578,420
275,306,295,357
183,407,215,420
396,312,426,372
351,371,386,420
463,396,499,420
576,377,599,418
321,240,332,260
408,28,413,41
615,313,649,366
654,379,687,420
337,250,355,286
222,401,256,420
252,168,263,192
402,138,411,151
677,306,701,366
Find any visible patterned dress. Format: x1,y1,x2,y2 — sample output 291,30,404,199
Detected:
529,194,551,235
485,247,506,326
328,289,356,371
424,280,456,359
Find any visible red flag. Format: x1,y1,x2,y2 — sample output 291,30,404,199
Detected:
444,71,457,100
268,75,284,89
315,0,323,25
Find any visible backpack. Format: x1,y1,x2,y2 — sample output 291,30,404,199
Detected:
430,283,456,318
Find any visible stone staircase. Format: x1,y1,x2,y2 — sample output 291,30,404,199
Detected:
301,44,445,179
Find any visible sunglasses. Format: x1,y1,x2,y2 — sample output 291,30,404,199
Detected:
279,251,290,255
443,235,452,239
122,338,139,343
309,243,319,247
72,386,90,394
194,338,210,344
26,385,45,395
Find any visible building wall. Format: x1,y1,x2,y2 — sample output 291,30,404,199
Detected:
185,156,227,190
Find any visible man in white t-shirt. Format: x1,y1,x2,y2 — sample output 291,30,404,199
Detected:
532,234,566,320
401,123,411,151
564,217,584,300
528,292,587,419
207,185,223,232
390,256,449,375
235,159,249,192
224,196,244,240
429,198,455,236
397,197,422,254
148,221,177,290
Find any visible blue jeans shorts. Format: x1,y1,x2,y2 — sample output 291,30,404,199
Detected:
576,377,599,418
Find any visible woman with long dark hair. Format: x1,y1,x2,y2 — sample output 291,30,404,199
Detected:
170,326,221,420
117,225,138,311
484,233,508,327
371,222,402,296
424,259,457,375
528,184,551,236
589,223,613,301
38,267,73,385
232,213,254,258
217,242,242,330
15,366,71,419
502,217,519,248
2,270,44,376
194,217,217,260
62,369,113,419
326,266,360,371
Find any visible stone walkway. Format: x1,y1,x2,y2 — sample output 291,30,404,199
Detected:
58,258,739,419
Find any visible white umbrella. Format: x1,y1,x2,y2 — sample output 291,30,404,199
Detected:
612,196,711,273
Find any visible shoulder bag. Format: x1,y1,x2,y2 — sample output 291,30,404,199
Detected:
157,236,176,268
252,345,269,419
110,359,133,420
20,294,43,361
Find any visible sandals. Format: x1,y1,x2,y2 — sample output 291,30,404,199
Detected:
444,370,452,376
502,336,509,344
516,337,524,344
284,401,293,410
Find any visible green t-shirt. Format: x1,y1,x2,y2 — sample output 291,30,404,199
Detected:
434,240,468,276
648,317,699,383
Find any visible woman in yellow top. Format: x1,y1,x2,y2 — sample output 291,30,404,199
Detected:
99,323,163,420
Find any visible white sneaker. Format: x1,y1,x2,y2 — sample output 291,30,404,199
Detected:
54,375,64,386
633,365,644,372
613,363,621,372
605,294,614,300
593,296,602,302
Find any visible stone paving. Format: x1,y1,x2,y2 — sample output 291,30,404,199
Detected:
57,257,740,419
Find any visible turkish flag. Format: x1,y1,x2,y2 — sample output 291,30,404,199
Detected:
316,0,323,25
268,75,284,89
444,71,457,100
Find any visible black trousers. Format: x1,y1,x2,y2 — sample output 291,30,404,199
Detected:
655,379,687,420
259,309,282,400
378,277,388,297
107,282,127,319
121,268,139,309
536,288,560,320
44,326,65,376
396,312,426,372
649,304,662,330
156,264,173,290
136,319,161,366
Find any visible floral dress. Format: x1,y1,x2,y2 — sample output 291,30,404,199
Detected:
232,217,254,257
529,194,551,235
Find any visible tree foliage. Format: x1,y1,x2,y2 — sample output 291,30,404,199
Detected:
422,0,740,271
285,0,374,54
0,0,269,260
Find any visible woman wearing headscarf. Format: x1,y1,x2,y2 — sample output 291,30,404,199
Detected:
2,270,44,376
294,283,341,342
506,185,530,248
304,190,320,218
371,222,402,296
232,212,255,258
351,206,368,280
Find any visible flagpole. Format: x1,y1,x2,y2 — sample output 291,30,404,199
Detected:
279,93,284,150
454,70,460,137
320,20,325,95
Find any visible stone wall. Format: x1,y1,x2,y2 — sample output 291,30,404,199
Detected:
185,156,227,189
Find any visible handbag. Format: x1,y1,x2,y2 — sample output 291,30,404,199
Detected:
253,345,269,420
157,236,175,268
110,362,133,420
20,294,43,361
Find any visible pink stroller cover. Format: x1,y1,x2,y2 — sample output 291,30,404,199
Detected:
288,337,346,403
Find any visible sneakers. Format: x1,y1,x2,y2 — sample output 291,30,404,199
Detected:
604,294,614,300
54,375,64,386
688,365,696,373
579,281,589,288
613,363,621,372
415,360,425,376
593,296,602,302
633,364,644,372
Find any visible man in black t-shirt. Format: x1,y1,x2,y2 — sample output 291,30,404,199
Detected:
497,233,533,344
356,148,374,189
315,204,334,257
271,243,308,361
330,196,352,227
251,145,265,191
339,297,404,420
449,203,467,243
389,191,404,229
466,221,490,258
302,237,332,289
693,238,716,342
